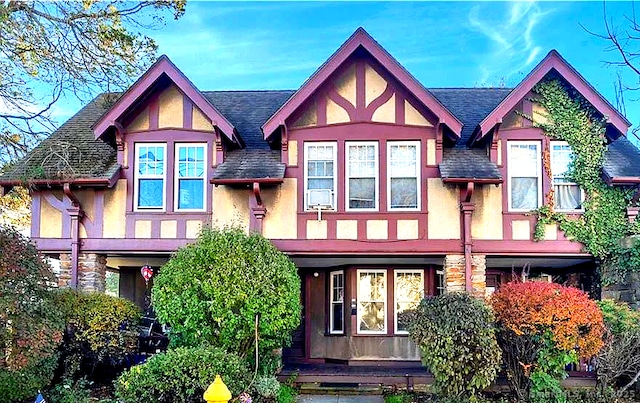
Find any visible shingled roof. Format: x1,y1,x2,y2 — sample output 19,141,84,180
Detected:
2,88,639,186
0,94,119,185
430,88,512,181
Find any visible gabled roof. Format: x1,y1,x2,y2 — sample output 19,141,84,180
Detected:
472,50,631,144
262,27,463,139
92,55,239,144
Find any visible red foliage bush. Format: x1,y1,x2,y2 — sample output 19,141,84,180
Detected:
491,281,604,358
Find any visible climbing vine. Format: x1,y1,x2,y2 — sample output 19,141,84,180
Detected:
530,79,638,284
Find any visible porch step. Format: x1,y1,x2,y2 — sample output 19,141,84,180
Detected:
299,383,383,395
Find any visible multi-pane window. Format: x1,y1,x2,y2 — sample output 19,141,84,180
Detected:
347,142,378,210
508,141,541,211
329,271,344,334
388,142,420,210
175,144,206,211
394,270,423,334
357,270,386,334
135,144,166,210
551,142,582,211
304,142,337,210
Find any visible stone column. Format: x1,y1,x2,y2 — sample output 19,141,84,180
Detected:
444,254,487,297
471,254,487,298
444,255,465,293
58,253,72,288
57,252,107,292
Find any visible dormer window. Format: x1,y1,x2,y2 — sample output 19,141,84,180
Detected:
134,143,166,211
550,141,583,211
175,143,206,211
304,142,337,210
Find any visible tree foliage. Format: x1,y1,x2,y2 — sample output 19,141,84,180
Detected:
408,293,502,399
0,226,63,402
491,281,605,401
0,0,186,163
152,227,302,366
55,289,141,381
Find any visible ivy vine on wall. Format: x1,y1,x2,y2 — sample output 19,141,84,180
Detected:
528,79,639,284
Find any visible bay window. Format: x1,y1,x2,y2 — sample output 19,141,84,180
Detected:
304,142,337,210
175,143,206,211
394,270,423,334
346,142,378,210
508,141,541,211
550,141,582,211
388,141,420,210
134,143,166,211
357,270,386,334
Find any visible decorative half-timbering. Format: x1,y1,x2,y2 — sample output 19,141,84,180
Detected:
2,28,639,367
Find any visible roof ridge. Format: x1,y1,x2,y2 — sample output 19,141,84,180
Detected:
203,89,296,93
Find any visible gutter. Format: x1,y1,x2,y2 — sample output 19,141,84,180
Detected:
443,177,502,185
210,178,284,186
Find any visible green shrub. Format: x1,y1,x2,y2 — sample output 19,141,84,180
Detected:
596,300,640,396
254,375,280,399
47,378,91,403
115,346,251,403
55,289,141,379
0,226,64,402
277,384,297,403
152,227,301,369
408,293,501,399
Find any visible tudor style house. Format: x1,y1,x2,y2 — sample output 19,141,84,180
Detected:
2,28,640,365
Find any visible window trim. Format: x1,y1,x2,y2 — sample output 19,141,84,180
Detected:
394,269,424,334
303,142,338,211
507,140,542,212
550,141,584,212
356,269,387,335
387,141,421,211
174,143,207,212
329,270,345,335
134,143,167,212
346,141,379,212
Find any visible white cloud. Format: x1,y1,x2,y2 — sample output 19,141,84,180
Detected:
468,1,552,86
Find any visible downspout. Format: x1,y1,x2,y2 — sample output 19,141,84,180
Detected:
460,182,475,293
63,183,84,289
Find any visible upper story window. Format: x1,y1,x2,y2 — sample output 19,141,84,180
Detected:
508,141,541,211
134,144,166,211
304,142,337,210
550,141,582,211
175,143,206,211
346,141,378,211
388,141,420,210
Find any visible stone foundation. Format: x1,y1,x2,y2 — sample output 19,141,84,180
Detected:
602,271,640,309
58,253,107,292
443,254,487,298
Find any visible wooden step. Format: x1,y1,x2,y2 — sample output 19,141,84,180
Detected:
299,383,383,395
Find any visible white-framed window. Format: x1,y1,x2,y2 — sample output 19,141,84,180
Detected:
357,269,386,334
304,142,337,210
394,270,424,334
134,143,166,211
388,141,420,210
436,269,445,296
346,141,379,211
329,270,344,334
175,143,206,211
508,141,542,211
550,141,583,211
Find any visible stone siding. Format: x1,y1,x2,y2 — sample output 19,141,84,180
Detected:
58,253,107,292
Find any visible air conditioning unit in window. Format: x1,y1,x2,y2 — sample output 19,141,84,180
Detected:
307,189,334,220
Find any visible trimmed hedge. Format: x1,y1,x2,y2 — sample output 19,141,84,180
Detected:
115,346,252,403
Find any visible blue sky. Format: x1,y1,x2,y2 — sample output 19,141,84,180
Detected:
56,1,640,136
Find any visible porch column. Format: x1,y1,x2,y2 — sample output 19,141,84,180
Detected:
444,254,465,293
59,253,107,292
444,254,487,297
470,254,487,298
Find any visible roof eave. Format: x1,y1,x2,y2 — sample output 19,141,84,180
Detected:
441,177,503,184
210,178,284,185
